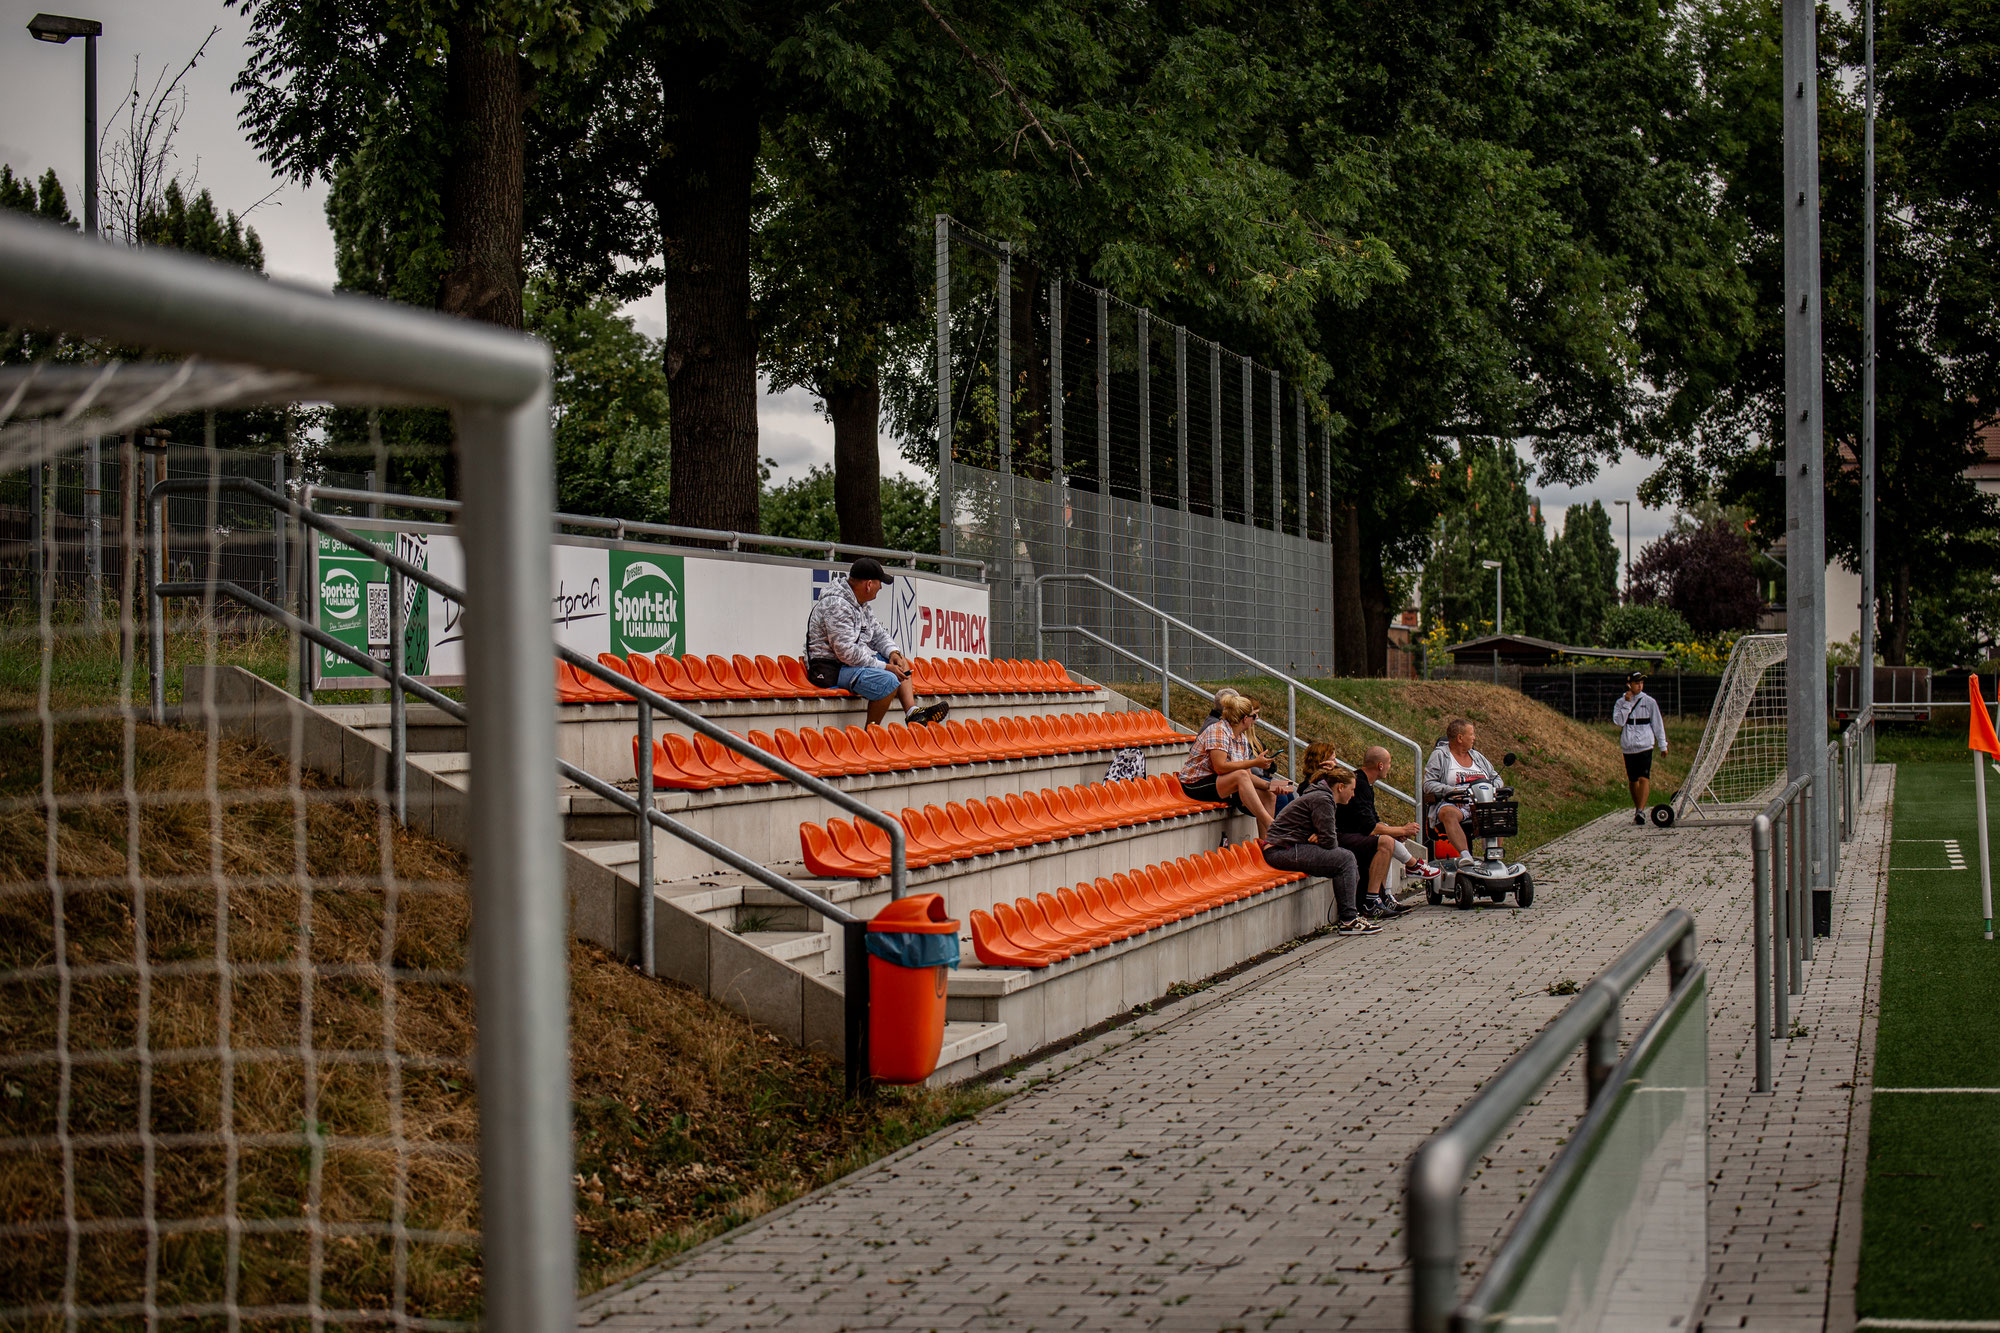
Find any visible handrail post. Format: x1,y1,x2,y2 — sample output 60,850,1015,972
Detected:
1287,683,1298,784
1035,575,1046,662
145,451,164,724
843,918,873,1098
1800,772,1816,960
1585,1005,1621,1106
1784,800,1800,1024
389,565,406,825
1752,814,1774,1091
636,698,655,976
1407,1144,1465,1333
1160,618,1170,718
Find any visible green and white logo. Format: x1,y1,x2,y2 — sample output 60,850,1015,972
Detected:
321,567,363,624
611,552,684,657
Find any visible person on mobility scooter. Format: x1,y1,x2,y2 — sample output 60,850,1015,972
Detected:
1421,718,1533,909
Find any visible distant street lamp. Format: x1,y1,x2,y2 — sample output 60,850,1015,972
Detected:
1481,559,1503,635
30,12,104,627
1613,499,1632,600
26,12,100,236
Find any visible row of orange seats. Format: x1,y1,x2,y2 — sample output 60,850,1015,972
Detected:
632,710,1182,790
798,777,1223,879
559,653,1090,704
969,843,1303,968
906,657,1092,694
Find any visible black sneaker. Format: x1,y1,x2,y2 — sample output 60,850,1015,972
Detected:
907,701,951,726
1633,810,1646,826
1368,897,1408,919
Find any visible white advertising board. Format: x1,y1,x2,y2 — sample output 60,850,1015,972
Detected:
311,524,989,687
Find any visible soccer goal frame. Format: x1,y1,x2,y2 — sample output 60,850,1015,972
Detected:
0,213,572,1333
1669,632,1789,826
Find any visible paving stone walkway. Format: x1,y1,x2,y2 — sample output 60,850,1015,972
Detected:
586,769,1895,1332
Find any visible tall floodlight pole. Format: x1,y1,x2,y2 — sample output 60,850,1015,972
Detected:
1783,0,1831,915
1859,0,1877,722
29,13,102,626
1614,499,1632,598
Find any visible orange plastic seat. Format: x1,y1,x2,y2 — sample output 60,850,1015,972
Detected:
801,822,862,877
897,809,954,867
1036,891,1117,949
970,909,1060,968
997,899,1070,957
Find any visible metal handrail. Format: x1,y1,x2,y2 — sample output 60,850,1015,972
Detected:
1750,774,1812,1093
300,482,989,580
150,476,898,1095
1035,573,1426,825
1406,909,1700,1332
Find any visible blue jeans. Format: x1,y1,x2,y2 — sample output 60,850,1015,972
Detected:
836,662,900,702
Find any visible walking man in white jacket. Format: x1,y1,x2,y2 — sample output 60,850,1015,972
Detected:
1612,669,1668,825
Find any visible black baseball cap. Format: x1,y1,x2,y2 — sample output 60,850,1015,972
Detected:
849,557,893,584
1627,669,1646,682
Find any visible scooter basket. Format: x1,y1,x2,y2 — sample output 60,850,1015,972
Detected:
1472,800,1519,838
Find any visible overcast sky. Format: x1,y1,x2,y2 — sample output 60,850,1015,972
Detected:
0,0,1679,544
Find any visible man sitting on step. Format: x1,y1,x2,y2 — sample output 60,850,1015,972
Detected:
803,557,951,728
1338,745,1443,914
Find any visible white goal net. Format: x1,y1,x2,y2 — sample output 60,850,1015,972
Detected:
1671,633,1788,822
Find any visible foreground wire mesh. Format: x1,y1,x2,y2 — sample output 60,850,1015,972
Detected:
3,357,482,1328
1676,632,1789,816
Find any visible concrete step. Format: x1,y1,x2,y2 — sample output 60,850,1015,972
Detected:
334,687,1118,774
928,1021,1011,1086
560,742,1190,875
736,930,831,975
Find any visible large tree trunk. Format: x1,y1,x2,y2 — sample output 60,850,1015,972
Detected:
1885,560,1911,665
652,60,761,535
437,23,525,499
1332,503,1369,676
1359,544,1392,677
826,366,883,548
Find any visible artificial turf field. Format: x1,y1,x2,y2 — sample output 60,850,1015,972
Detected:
1857,759,2000,1323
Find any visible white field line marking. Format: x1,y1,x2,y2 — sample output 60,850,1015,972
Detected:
1856,1321,2000,1330
1874,1087,2000,1094
1894,838,1967,870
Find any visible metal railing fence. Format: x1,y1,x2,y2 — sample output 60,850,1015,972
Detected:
937,217,1335,677
149,475,892,1097
0,212,570,1333
1406,910,1705,1333
1035,572,1424,827
1749,774,1813,1093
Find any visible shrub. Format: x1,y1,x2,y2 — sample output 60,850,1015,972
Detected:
1598,603,1694,649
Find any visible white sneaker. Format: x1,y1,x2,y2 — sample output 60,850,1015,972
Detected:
1458,853,1478,868
1407,859,1443,881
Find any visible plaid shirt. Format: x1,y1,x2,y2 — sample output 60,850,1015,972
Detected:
804,577,898,667
1181,720,1253,782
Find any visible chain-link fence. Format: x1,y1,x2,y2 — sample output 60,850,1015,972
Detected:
2,215,570,1333
935,218,1334,678
3,433,377,617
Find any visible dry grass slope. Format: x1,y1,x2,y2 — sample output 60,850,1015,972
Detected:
0,712,989,1326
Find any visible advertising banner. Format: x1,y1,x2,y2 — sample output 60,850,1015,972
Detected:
311,524,987,688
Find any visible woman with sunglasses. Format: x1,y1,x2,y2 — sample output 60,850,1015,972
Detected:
1178,694,1285,838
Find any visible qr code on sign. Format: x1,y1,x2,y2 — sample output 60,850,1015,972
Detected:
367,581,391,648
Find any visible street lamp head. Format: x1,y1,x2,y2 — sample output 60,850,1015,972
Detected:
1480,560,1501,570
27,12,101,42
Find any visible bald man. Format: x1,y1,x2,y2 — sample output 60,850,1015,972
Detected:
1336,745,1441,912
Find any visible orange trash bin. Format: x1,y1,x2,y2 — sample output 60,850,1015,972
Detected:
865,893,961,1084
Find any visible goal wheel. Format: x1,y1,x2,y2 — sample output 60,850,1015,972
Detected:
1651,803,1675,828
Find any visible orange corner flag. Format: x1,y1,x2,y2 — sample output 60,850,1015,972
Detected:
1971,676,2000,757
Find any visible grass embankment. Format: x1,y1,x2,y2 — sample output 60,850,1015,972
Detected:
1857,760,2000,1322
1116,676,1701,856
0,711,991,1321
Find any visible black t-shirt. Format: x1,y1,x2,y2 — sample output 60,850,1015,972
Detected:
1336,769,1380,837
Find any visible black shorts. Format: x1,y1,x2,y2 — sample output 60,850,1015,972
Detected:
1181,775,1242,810
1624,750,1655,780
